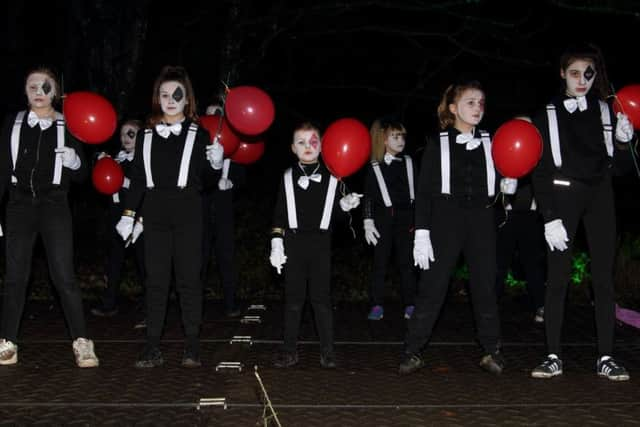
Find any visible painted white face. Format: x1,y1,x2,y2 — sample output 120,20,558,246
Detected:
25,72,56,109
292,129,321,164
206,104,223,115
159,81,187,119
561,59,596,97
450,88,485,130
384,129,406,155
120,123,139,152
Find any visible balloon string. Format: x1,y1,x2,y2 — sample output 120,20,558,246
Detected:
339,180,357,240
498,193,509,229
628,139,640,179
609,85,640,179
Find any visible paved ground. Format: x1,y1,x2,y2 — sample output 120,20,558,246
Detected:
1,293,639,426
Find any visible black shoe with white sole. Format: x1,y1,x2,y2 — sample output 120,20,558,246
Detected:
597,356,629,381
531,354,563,378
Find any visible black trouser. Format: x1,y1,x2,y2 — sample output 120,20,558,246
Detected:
101,203,145,310
144,189,202,344
201,190,236,311
1,188,87,342
545,174,615,357
282,231,333,354
495,209,546,310
369,207,416,306
405,197,500,355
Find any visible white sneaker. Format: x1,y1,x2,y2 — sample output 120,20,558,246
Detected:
72,338,99,368
0,339,18,365
534,306,544,324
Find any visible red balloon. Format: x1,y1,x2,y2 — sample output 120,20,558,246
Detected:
63,91,117,144
199,115,241,156
92,157,124,195
230,140,265,165
492,119,543,178
321,118,371,179
613,84,640,130
225,86,275,136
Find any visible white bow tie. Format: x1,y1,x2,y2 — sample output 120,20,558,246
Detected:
455,132,482,151
115,150,134,163
383,152,402,165
563,96,588,113
27,111,53,130
297,173,322,190
155,122,182,139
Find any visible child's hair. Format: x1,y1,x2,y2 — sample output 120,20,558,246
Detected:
122,119,143,130
292,121,321,140
437,80,484,130
559,43,610,100
370,118,406,162
148,65,198,127
24,66,61,107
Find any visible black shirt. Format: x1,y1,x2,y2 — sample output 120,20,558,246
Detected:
363,155,416,218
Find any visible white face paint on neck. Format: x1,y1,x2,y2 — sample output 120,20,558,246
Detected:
25,72,56,112
120,124,139,152
450,88,485,133
384,129,406,156
159,81,187,123
561,59,596,98
291,129,321,164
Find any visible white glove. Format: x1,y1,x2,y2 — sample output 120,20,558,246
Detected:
616,112,634,143
131,218,144,243
269,237,287,274
363,218,380,246
413,229,435,270
55,146,81,170
500,177,518,195
544,219,569,252
116,216,134,241
206,141,224,170
218,177,234,191
339,193,363,212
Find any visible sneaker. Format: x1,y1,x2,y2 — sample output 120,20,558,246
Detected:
135,344,163,368
0,339,18,365
367,305,384,320
72,338,99,368
597,356,630,381
404,305,415,320
531,354,563,378
133,318,147,329
534,306,544,324
273,351,298,368
90,306,118,317
320,351,337,369
398,352,424,375
479,351,504,375
181,345,202,368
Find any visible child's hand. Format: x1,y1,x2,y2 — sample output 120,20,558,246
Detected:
363,219,380,245
339,193,363,212
270,237,287,274
206,142,224,170
499,177,517,195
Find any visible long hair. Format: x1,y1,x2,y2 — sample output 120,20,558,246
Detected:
559,43,611,100
437,80,484,130
24,67,62,108
370,118,406,162
148,65,198,127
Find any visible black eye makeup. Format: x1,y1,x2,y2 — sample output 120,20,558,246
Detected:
126,129,136,139
584,65,595,81
42,80,52,95
172,86,184,102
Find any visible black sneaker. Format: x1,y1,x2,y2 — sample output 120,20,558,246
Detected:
90,306,118,317
134,345,164,368
133,318,147,329
597,356,630,381
479,351,505,375
273,351,298,368
320,351,337,369
181,346,202,368
531,354,563,378
399,352,424,375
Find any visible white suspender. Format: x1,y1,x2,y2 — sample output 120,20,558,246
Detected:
547,101,614,168
176,124,198,188
52,113,65,185
10,111,25,183
283,168,338,231
405,155,415,202
222,158,231,179
480,131,495,197
371,162,392,207
143,130,154,188
439,132,451,194
439,131,494,197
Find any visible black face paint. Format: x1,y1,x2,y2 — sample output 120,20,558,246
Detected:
584,65,595,81
42,80,52,95
172,86,184,102
126,129,136,139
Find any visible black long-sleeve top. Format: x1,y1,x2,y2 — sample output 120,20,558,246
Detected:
415,127,501,230
272,161,345,234
123,120,216,212
362,156,417,219
531,94,632,221
0,111,87,200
